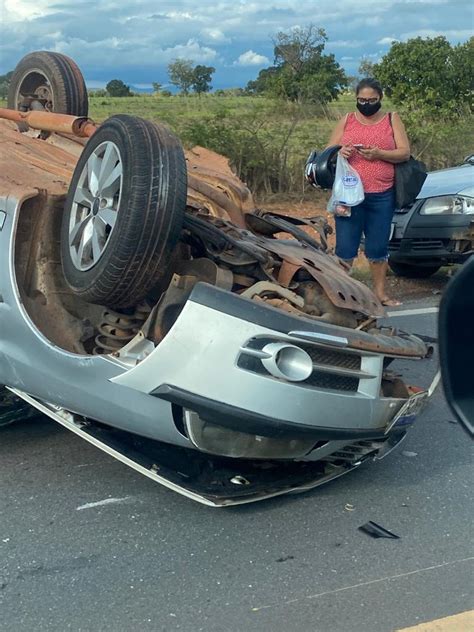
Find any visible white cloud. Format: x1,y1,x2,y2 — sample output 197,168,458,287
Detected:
200,28,231,43
2,0,54,22
330,40,364,48
400,28,474,40
233,50,269,66
0,0,471,88
49,36,218,67
163,38,218,63
163,11,197,21
398,0,448,4
378,37,400,45
364,16,382,26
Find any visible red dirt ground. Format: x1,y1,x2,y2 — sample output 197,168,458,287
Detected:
263,199,454,304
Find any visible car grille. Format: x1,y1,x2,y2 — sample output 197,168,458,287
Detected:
304,371,359,392
238,338,363,392
411,239,446,251
389,238,447,252
300,345,360,391
388,239,401,251
302,346,361,370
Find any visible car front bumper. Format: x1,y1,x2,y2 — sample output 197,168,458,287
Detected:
390,207,474,265
112,283,430,460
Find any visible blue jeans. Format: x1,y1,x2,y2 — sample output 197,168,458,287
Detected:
335,188,395,262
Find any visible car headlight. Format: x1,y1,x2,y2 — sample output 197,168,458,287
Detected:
420,195,474,215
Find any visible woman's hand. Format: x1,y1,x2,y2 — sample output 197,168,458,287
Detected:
358,146,382,161
339,145,354,159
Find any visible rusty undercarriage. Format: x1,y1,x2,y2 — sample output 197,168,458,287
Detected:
0,116,426,359
0,51,436,505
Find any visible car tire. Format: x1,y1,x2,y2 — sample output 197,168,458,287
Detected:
388,261,441,278
60,115,187,308
7,50,88,119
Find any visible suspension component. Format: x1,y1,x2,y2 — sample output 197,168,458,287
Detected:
93,303,151,355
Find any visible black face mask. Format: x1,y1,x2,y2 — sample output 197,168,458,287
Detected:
356,101,382,117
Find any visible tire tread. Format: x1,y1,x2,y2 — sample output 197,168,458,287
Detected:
61,115,187,307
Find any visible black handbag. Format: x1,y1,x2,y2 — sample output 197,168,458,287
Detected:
389,113,427,208
394,156,428,208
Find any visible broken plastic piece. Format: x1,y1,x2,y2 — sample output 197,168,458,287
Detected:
358,521,400,539
276,555,294,563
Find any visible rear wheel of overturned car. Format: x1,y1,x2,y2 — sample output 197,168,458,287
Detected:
7,51,88,122
388,261,441,278
60,114,187,308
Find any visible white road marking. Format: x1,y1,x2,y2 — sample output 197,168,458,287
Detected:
76,497,133,511
251,556,474,612
386,307,439,317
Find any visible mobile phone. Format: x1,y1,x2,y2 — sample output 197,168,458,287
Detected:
353,144,366,149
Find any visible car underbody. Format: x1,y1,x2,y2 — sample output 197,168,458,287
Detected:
0,51,438,505
0,116,436,505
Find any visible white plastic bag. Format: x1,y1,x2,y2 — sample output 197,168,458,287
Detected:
331,154,364,207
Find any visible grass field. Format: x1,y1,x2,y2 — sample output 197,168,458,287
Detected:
1,93,356,151
2,92,471,199
84,93,357,198
0,92,347,198
101,94,371,148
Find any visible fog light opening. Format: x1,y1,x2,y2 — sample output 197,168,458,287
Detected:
261,342,313,381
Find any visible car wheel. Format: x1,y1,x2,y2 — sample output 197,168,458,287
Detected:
7,51,88,126
388,261,441,278
61,114,187,308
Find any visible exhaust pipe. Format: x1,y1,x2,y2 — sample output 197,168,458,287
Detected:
0,108,97,138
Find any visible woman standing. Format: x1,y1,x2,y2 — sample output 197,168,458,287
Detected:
327,78,410,306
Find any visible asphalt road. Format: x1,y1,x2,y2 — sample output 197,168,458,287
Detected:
1,306,473,632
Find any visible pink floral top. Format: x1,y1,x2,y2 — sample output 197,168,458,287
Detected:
341,112,395,193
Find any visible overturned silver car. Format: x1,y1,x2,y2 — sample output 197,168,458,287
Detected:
0,52,435,505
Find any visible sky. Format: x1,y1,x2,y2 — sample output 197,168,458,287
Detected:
0,0,472,91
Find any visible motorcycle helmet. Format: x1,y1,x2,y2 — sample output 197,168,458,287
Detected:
305,145,341,190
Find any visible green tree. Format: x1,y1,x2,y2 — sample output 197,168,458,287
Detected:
358,57,375,78
246,24,347,103
0,71,13,99
245,67,280,95
191,65,215,95
168,59,194,95
450,37,474,105
374,36,473,114
152,82,162,95
105,79,132,97
374,36,473,168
